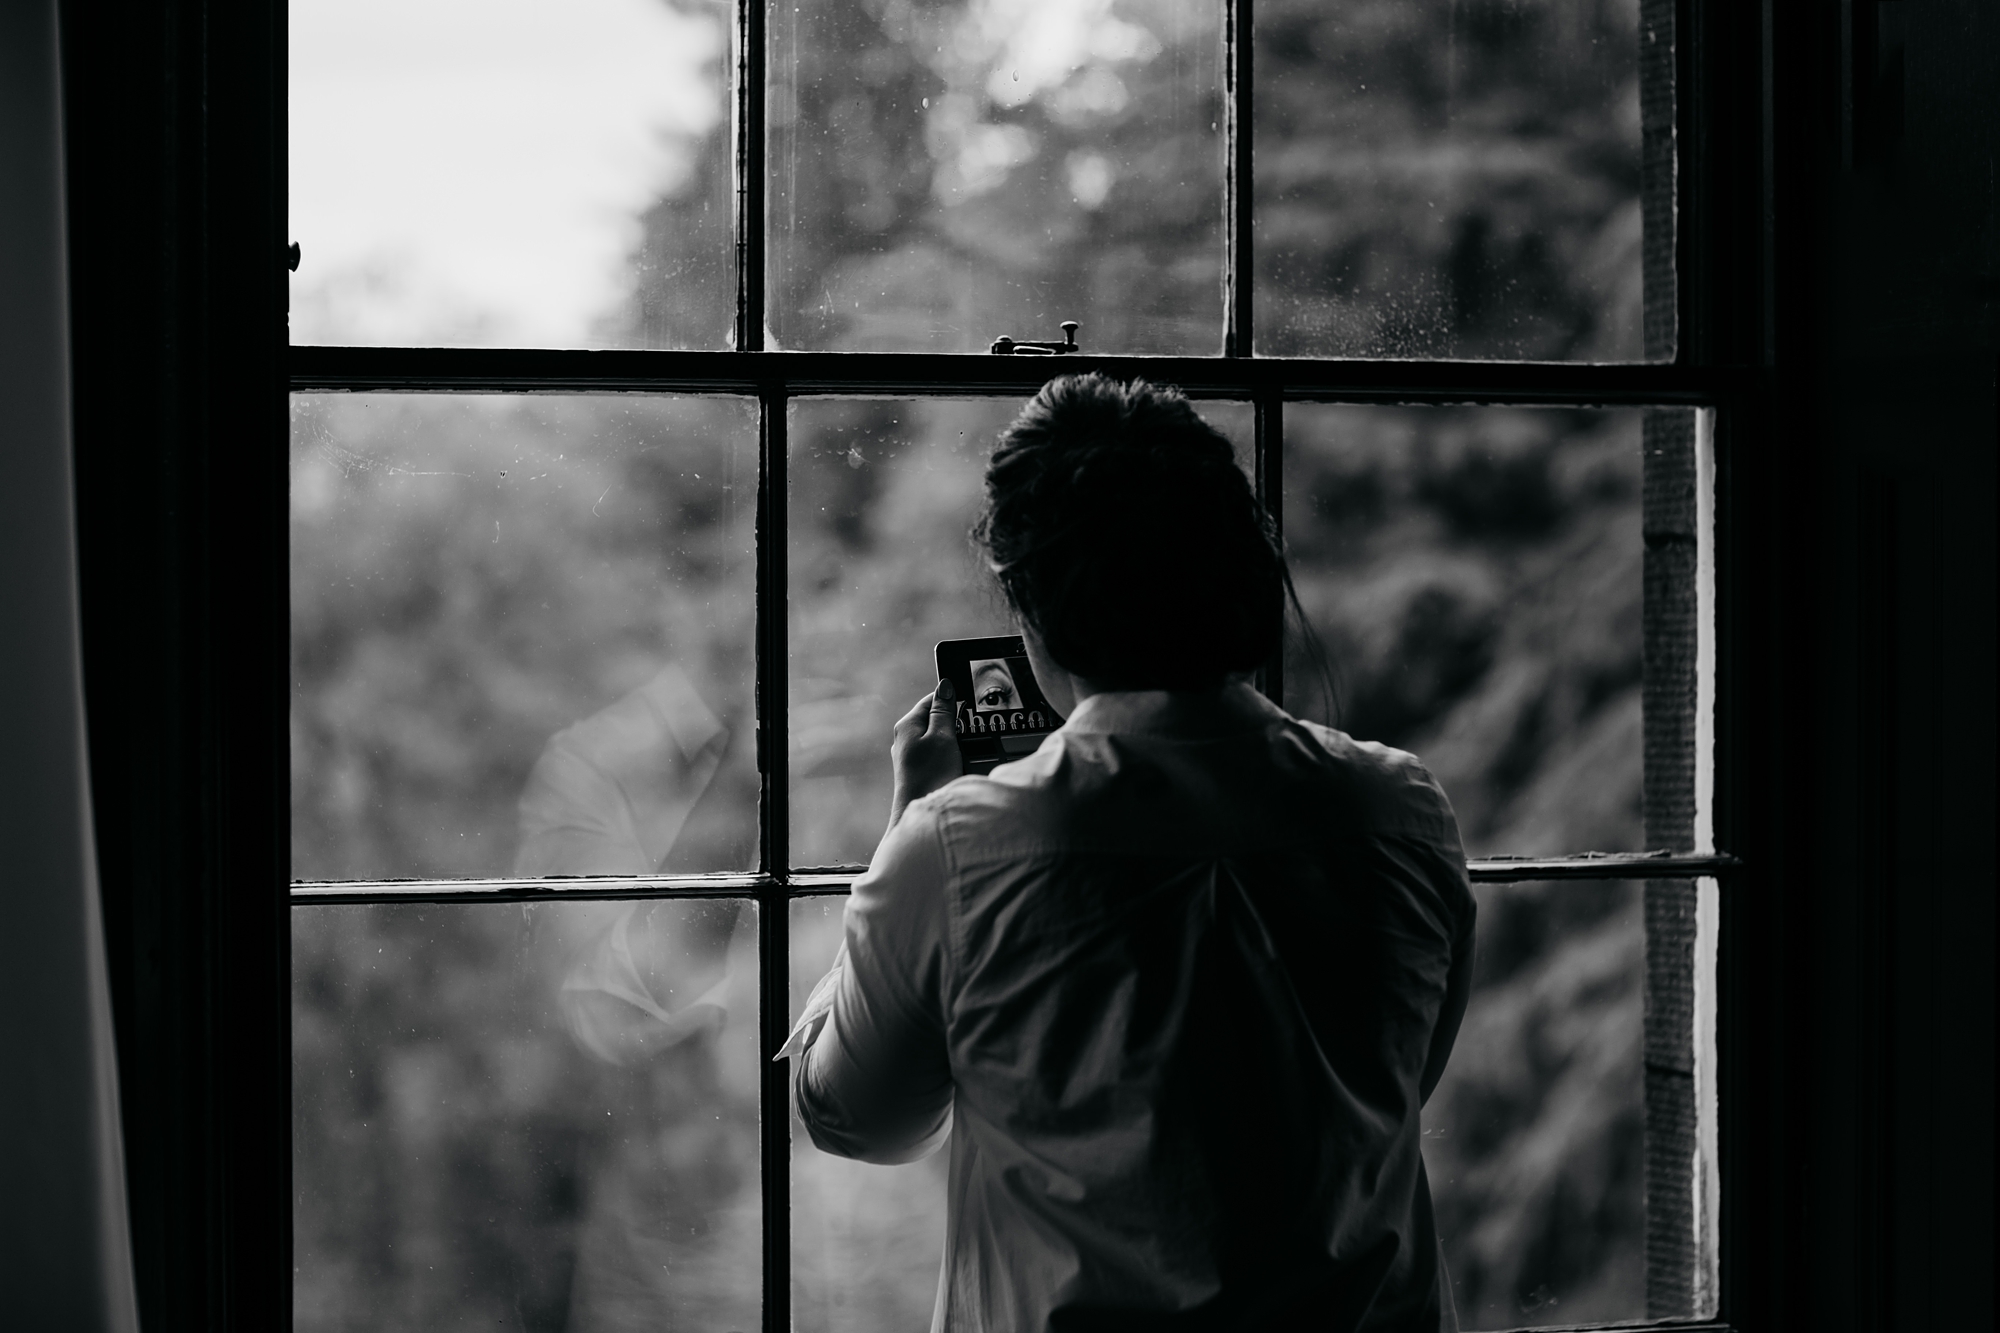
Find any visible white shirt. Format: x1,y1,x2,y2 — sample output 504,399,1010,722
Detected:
792,684,1475,1332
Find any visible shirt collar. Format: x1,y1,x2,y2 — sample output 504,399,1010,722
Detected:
1058,680,1289,738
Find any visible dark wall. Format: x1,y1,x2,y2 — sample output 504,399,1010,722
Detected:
59,1,290,1329
1770,0,1996,1327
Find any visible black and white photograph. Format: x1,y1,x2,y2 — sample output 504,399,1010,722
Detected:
3,2,1992,1332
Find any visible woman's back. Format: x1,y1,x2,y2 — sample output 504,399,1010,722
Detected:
798,684,1474,1332
794,376,1474,1331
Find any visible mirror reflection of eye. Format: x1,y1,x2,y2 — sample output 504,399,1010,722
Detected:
972,661,1018,711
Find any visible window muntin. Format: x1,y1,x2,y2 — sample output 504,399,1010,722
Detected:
287,0,1722,1327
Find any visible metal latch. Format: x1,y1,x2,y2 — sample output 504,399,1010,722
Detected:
990,321,1080,355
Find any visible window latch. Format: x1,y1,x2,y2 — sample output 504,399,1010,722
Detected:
990,321,1079,355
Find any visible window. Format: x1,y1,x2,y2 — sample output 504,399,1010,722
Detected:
287,0,1732,1328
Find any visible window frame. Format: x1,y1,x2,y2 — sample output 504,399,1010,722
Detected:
279,0,1760,1326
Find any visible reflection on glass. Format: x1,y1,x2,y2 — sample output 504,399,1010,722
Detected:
293,899,760,1332
289,0,734,349
1425,880,1643,1327
769,0,1226,353
1284,404,1651,858
790,897,948,1332
787,396,1253,867
1255,0,1653,360
291,394,758,881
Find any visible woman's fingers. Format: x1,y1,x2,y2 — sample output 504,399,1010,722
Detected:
887,682,964,827
894,691,934,737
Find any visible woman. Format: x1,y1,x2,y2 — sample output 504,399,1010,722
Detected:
785,375,1476,1332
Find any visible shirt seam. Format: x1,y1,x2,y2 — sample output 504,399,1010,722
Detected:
924,795,966,1021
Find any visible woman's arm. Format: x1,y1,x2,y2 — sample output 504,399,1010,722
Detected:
791,793,956,1164
1419,907,1475,1105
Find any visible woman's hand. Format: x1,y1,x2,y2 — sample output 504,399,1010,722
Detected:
888,680,962,828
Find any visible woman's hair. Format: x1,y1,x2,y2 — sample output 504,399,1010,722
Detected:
973,374,1289,691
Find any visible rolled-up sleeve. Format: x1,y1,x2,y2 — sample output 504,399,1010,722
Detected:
794,797,955,1164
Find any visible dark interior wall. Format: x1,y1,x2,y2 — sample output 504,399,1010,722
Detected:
1770,0,1996,1327
59,1,289,1328
52,2,1992,1330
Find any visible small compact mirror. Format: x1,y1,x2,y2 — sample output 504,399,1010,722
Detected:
934,635,1065,774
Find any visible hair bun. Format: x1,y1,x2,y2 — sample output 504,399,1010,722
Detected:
973,375,1286,690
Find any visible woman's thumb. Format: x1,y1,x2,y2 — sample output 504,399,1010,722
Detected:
927,678,957,736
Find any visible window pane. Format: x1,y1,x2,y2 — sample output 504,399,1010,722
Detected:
293,898,761,1331
292,394,758,880
790,896,948,1329
1254,0,1663,360
787,397,1253,867
769,0,1226,353
1283,404,1690,858
1427,879,1643,1327
289,0,734,349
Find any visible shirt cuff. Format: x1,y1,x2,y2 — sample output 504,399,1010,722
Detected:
774,939,848,1062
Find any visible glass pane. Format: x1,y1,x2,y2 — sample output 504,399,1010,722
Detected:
1427,879,1644,1327
790,896,948,1329
770,0,1226,353
788,396,1253,867
1255,0,1660,360
289,0,734,349
292,394,758,880
1283,404,1665,858
293,898,760,1331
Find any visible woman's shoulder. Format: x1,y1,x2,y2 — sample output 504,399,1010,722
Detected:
916,713,1463,862
1276,719,1464,848
914,744,1069,829
903,736,1126,862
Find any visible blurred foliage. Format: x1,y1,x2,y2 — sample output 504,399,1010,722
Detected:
1285,405,1647,859
1256,0,1646,357
290,393,761,881
766,0,1224,352
788,398,1047,865
617,0,1646,358
789,902,953,1332
1426,881,1645,1326
293,900,763,1333
1285,404,1652,1323
294,0,1670,1326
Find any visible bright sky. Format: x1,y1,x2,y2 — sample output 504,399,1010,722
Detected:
289,0,725,347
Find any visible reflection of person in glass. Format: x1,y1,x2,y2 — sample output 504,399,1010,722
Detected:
514,665,755,1332
786,376,1476,1331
